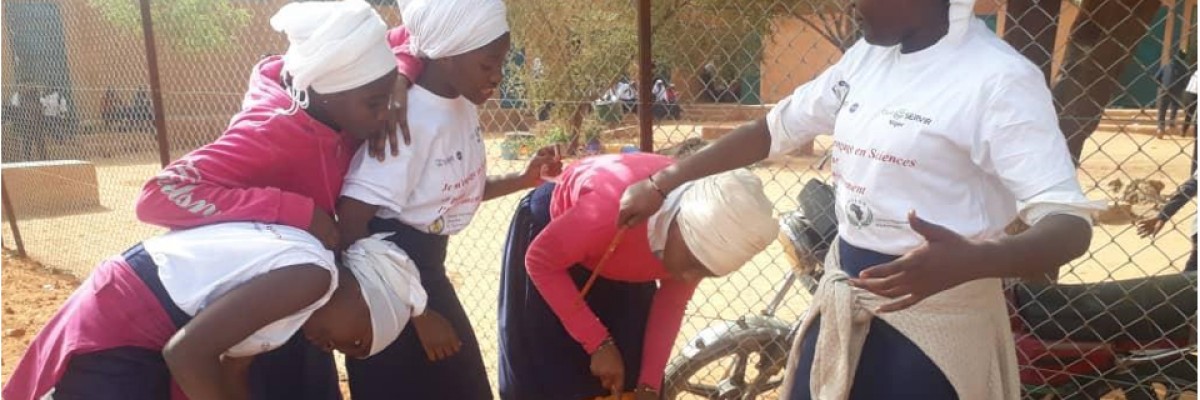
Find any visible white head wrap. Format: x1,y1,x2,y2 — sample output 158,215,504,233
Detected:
270,0,395,112
946,0,977,45
342,234,428,357
651,169,778,277
399,0,510,59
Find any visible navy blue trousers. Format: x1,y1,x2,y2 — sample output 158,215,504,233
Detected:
345,219,493,400
498,183,657,400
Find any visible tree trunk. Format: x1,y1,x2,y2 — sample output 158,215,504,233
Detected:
1054,0,1161,162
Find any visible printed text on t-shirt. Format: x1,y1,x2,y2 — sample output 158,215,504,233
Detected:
832,139,918,168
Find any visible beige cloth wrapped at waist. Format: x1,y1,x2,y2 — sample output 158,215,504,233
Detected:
780,241,1020,400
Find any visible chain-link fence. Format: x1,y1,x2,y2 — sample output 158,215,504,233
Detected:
1,0,1196,398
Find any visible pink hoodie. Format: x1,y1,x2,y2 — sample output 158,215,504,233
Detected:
136,27,423,230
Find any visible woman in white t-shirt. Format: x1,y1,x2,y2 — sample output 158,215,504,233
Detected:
334,1,559,399
2,222,424,400
618,0,1098,399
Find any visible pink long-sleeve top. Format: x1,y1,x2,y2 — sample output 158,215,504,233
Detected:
526,153,699,390
134,27,423,229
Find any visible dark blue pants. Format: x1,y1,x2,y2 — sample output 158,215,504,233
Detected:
247,337,340,400
52,347,173,400
789,240,957,400
345,219,493,400
498,183,657,400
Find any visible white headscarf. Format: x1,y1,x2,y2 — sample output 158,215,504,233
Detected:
946,0,977,45
651,169,778,277
342,234,428,357
399,0,510,59
270,0,395,111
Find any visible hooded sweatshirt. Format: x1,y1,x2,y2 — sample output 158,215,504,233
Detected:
135,27,422,230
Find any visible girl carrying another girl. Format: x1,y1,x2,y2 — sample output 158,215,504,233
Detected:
133,1,416,398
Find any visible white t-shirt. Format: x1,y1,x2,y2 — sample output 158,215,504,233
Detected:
142,222,337,357
767,19,1090,256
342,85,487,235
40,92,62,117
1187,72,1198,94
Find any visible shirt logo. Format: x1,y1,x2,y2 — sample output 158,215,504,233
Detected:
845,198,874,228
833,81,850,113
434,155,457,167
880,108,933,128
849,103,860,113
428,217,445,235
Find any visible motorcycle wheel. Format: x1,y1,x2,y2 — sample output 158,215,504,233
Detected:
1120,353,1198,400
1048,353,1197,400
663,316,793,400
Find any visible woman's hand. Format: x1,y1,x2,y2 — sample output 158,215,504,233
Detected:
590,340,625,397
520,145,564,187
367,74,412,161
411,310,462,361
851,211,984,313
617,179,665,228
307,209,341,251
1136,216,1167,238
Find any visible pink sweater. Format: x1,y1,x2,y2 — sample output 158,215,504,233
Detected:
135,28,422,230
2,258,185,400
526,153,699,390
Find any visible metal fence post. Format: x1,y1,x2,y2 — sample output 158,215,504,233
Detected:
636,0,653,153
2,179,27,257
138,0,172,167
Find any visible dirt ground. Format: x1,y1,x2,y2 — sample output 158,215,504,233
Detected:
1,251,80,384
1,127,1195,398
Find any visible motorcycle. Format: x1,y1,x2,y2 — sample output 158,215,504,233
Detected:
663,176,1197,400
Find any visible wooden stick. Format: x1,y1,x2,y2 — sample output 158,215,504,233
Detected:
577,227,629,304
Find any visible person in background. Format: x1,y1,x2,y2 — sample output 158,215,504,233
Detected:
1156,51,1195,137
40,89,70,143
16,88,45,161
1137,164,1197,272
334,0,560,398
101,88,122,130
616,0,1100,398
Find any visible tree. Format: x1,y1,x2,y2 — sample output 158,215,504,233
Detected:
86,0,251,52
784,0,860,53
504,0,780,149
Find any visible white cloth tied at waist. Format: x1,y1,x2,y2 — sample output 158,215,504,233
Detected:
781,241,1020,400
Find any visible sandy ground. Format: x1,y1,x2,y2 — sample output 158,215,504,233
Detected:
1,251,80,384
1,127,1195,398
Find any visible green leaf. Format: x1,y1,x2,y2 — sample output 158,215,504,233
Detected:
85,0,251,52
